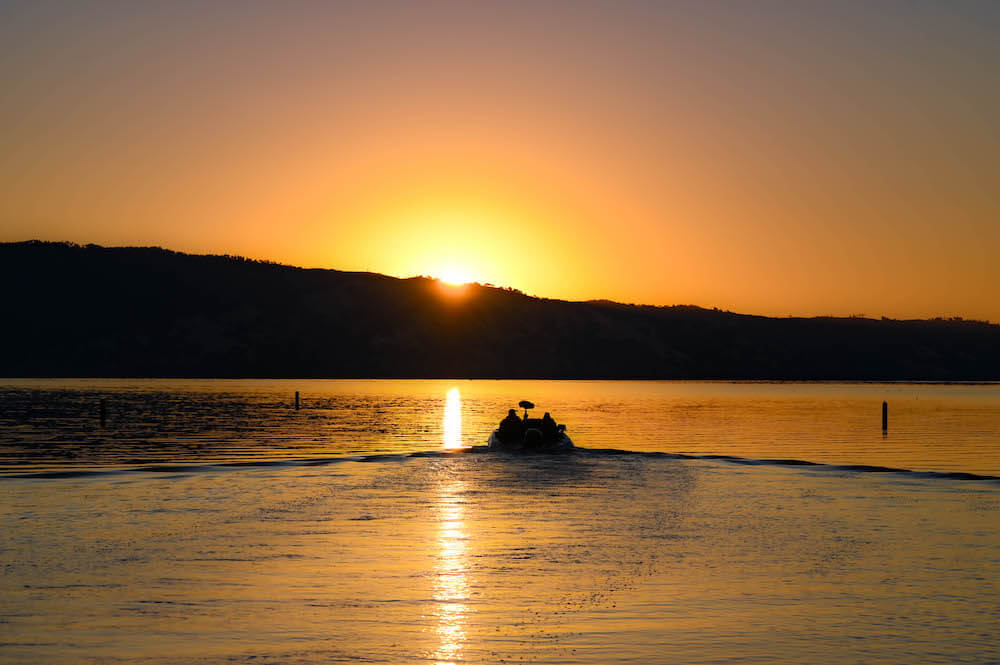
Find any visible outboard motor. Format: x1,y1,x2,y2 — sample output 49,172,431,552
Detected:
524,427,543,449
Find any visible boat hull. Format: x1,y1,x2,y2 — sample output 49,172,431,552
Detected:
487,429,574,452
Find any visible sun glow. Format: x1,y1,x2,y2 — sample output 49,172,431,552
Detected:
330,191,530,293
435,267,474,286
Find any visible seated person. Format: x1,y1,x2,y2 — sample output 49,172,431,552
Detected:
540,412,559,438
498,409,524,441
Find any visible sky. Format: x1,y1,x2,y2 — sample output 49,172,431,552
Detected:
2,1,998,320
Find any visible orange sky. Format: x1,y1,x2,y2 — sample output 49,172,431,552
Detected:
2,3,998,320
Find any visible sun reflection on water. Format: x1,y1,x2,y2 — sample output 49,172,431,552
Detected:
433,481,469,665
433,387,469,663
443,387,463,449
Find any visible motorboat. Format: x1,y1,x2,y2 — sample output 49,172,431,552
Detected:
487,427,573,451
487,400,574,452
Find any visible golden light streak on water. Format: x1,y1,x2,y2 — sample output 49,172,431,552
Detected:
443,387,463,449
432,481,469,665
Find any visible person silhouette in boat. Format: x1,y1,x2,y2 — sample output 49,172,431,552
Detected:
499,408,524,442
540,412,558,439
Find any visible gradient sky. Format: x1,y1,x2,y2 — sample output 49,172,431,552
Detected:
2,1,998,320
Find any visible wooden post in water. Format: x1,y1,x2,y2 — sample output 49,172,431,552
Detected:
100,399,107,428
882,401,888,433
295,391,300,411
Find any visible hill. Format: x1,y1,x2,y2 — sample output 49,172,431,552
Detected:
2,240,998,380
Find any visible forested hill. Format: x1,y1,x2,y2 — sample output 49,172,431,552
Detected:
3,240,998,380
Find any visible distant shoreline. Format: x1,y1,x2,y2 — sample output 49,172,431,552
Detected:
3,241,999,382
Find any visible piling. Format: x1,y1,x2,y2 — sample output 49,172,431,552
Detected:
882,401,888,432
100,399,107,428
295,391,300,411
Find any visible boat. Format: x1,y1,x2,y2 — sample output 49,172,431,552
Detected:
487,400,574,452
487,428,574,451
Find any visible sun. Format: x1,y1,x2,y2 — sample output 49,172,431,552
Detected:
434,266,475,286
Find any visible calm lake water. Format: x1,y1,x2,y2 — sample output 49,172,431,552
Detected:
1,380,999,664
1,379,999,475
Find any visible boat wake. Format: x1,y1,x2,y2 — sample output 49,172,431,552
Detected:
4,445,1000,483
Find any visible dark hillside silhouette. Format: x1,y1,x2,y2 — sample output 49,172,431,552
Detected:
2,241,998,380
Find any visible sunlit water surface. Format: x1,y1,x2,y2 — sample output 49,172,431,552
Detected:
1,380,999,664
1,379,999,474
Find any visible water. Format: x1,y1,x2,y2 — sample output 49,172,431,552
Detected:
1,380,999,664
2,379,999,475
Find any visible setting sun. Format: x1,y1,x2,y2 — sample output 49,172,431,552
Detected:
434,267,474,286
